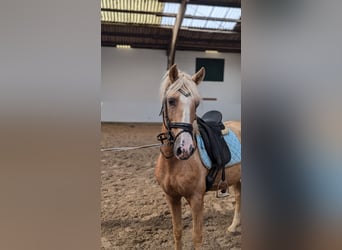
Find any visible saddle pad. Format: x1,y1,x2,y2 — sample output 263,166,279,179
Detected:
196,129,241,169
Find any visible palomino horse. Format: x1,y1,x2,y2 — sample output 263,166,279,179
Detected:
155,65,241,250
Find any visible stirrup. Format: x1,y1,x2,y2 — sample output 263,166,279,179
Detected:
216,180,230,198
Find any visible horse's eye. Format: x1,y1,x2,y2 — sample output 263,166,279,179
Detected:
168,98,176,107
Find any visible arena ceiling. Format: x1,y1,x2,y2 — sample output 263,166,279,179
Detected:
101,0,241,66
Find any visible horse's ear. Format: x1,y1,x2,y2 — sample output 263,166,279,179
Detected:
169,64,179,83
192,67,205,85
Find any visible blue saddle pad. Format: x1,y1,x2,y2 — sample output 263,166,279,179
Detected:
196,129,241,169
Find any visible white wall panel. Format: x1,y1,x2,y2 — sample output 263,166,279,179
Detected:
101,47,166,122
175,51,241,121
101,47,241,122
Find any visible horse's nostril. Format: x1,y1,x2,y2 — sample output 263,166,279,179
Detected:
176,147,182,156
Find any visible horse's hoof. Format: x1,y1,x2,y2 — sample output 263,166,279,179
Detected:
227,225,241,235
227,225,236,233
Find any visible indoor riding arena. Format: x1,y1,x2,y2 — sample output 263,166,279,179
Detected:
101,1,241,249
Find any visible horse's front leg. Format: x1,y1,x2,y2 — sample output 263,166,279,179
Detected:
166,194,182,250
187,194,204,250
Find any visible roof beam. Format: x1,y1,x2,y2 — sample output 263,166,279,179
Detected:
168,0,187,68
180,26,240,34
101,8,241,23
101,22,241,52
101,41,240,52
177,41,240,49
102,22,240,35
101,8,165,16
101,42,167,50
158,0,241,8
177,48,241,53
102,30,240,44
101,31,171,40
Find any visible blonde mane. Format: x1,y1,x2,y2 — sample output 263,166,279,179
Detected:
160,69,201,104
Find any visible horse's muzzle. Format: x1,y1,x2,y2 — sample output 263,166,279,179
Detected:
174,132,195,160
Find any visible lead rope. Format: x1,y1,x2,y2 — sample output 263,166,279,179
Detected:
101,143,161,152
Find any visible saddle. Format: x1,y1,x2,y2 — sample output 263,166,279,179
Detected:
197,111,231,191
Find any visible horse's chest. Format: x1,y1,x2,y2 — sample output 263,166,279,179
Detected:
162,166,201,197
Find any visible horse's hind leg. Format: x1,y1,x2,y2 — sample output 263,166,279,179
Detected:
187,194,204,250
228,180,241,233
166,194,182,250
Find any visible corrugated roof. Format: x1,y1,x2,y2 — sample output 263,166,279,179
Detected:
101,0,241,53
101,1,241,30
101,0,163,25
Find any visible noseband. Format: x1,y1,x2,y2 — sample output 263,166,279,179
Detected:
157,89,195,159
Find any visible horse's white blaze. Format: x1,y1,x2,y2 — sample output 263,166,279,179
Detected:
176,94,193,155
180,94,191,123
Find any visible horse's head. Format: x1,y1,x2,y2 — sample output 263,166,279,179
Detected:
159,64,205,160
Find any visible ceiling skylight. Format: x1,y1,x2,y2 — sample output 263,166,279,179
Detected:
161,17,176,26
161,3,241,30
163,3,180,14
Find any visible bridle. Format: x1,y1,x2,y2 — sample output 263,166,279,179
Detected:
157,89,196,159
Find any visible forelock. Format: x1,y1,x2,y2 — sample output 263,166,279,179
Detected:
160,71,201,103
